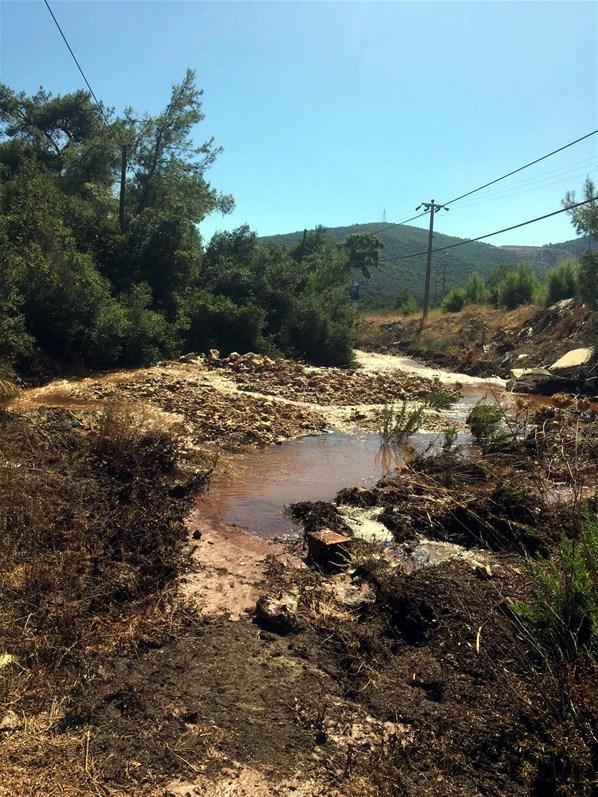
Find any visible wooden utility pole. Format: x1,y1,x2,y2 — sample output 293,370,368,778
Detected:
417,199,448,326
119,144,128,232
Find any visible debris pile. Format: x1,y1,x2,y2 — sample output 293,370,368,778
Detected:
211,350,460,405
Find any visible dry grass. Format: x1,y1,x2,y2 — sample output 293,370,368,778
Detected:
0,403,209,794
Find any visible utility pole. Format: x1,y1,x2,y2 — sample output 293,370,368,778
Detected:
119,144,128,232
416,199,449,326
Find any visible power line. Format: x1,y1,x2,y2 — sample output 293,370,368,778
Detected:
367,134,596,241
450,157,597,207
378,196,597,264
450,165,598,211
43,0,109,123
441,129,598,207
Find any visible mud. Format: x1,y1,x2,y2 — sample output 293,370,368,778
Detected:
3,348,596,797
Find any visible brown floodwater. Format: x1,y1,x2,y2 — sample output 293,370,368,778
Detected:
195,430,444,538
195,377,558,539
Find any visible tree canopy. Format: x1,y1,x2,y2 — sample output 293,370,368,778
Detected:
0,73,377,377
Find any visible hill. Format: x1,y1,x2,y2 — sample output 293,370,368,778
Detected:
264,223,588,308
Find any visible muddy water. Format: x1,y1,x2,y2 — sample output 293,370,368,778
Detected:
197,377,501,538
198,431,428,537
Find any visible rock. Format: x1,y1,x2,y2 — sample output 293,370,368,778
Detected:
517,326,534,341
507,368,567,396
208,348,220,361
178,352,199,364
306,529,354,571
0,710,22,733
549,297,576,312
548,347,594,376
254,592,298,633
165,781,202,797
470,559,493,580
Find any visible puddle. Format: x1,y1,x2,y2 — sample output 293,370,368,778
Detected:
195,373,505,539
196,428,466,538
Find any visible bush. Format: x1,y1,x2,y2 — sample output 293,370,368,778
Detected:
466,403,502,443
185,290,266,355
399,293,419,316
462,272,489,305
441,287,466,313
290,294,354,366
497,262,540,309
119,283,179,365
376,399,425,445
546,261,579,305
578,251,598,308
518,517,598,660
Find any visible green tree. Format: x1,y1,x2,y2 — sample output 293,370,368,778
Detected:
124,69,233,224
497,262,540,310
486,264,514,306
441,287,466,313
344,232,383,278
462,272,489,305
578,251,598,308
545,260,579,305
563,177,598,239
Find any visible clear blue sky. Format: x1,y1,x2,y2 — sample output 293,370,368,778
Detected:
1,1,596,246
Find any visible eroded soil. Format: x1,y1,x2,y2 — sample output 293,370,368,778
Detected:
356,301,597,385
1,349,596,796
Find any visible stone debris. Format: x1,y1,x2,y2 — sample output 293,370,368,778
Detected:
254,590,299,633
507,367,567,395
306,529,354,571
211,351,459,406
549,346,594,374
0,710,22,733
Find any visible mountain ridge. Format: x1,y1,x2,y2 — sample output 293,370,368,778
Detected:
263,222,588,307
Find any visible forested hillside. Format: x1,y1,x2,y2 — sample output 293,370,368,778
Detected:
266,223,587,307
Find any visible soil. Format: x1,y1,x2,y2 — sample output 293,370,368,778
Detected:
356,301,597,385
10,349,464,453
1,346,596,796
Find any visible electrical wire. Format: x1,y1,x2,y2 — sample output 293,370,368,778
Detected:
450,157,597,207
441,130,598,207
43,0,109,124
378,196,597,264
450,167,598,211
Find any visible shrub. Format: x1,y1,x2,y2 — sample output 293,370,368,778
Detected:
119,283,179,365
424,386,457,410
441,287,466,313
486,264,514,306
466,403,502,443
462,272,489,305
497,262,540,309
546,261,579,305
399,292,419,316
578,251,598,308
518,517,598,660
376,400,425,445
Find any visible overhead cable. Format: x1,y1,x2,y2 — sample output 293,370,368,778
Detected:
378,196,597,264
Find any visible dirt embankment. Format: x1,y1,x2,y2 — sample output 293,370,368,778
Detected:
357,301,597,390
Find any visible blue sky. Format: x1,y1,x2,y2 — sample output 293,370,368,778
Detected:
1,0,596,246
